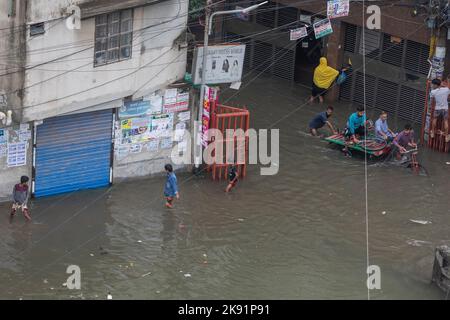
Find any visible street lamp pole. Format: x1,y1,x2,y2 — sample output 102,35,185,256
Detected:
195,1,267,169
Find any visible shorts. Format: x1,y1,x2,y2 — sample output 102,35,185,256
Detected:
311,83,327,97
12,202,28,211
434,109,449,119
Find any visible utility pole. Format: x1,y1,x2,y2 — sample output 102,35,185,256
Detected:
194,1,267,171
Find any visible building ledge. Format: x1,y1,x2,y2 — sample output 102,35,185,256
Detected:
76,0,169,19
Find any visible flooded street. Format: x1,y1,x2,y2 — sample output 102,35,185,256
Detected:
0,77,449,299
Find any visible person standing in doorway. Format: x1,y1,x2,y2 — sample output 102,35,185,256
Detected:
11,176,31,221
164,164,179,208
309,57,339,104
429,78,450,142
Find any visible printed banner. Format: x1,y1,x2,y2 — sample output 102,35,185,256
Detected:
119,100,151,119
290,27,308,41
7,142,27,167
327,0,350,19
313,18,333,39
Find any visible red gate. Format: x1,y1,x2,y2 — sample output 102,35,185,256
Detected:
208,104,250,180
421,79,450,153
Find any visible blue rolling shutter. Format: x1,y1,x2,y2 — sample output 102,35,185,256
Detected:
34,109,113,197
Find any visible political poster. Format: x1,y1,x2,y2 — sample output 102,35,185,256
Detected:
290,27,308,41
327,0,350,19
313,18,333,39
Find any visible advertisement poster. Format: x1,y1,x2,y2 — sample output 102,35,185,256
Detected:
202,86,218,147
313,18,333,39
119,100,151,119
178,111,190,122
192,44,246,85
160,137,173,149
151,114,173,138
0,143,6,157
164,90,189,113
7,142,27,167
290,27,308,41
145,139,159,152
327,0,350,19
149,94,163,114
0,129,7,144
120,117,152,144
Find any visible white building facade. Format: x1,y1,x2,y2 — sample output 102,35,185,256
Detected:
0,0,192,200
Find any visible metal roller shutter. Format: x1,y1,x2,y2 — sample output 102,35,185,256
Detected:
376,78,400,115
381,33,404,67
398,85,426,124
272,46,295,81
256,1,276,28
34,109,113,197
253,40,274,73
353,72,377,107
405,40,430,75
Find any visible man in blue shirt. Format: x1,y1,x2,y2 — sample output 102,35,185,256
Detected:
375,111,396,142
345,106,371,143
309,106,337,136
164,164,179,208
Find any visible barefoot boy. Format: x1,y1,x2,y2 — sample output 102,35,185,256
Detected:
11,176,31,220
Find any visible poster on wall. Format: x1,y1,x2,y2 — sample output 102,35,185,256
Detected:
192,44,246,85
149,94,163,114
313,18,333,39
327,0,350,19
178,111,190,122
0,129,7,144
7,142,27,167
160,137,173,149
120,117,152,144
150,114,173,138
119,100,151,119
145,139,159,152
0,143,6,157
163,90,190,113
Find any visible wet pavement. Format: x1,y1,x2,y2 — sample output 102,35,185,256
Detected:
0,76,449,299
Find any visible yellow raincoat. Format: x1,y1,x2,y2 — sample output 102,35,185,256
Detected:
313,57,339,89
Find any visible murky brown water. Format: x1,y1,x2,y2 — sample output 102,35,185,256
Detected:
0,77,449,299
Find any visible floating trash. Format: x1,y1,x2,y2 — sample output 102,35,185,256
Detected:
184,273,191,278
237,218,244,222
141,272,152,278
107,293,112,300
202,253,207,258
43,279,48,284
137,240,142,243
410,219,432,225
89,253,94,257
382,211,386,215
407,239,432,247
62,283,67,287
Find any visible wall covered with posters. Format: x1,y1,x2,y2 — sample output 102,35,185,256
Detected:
0,124,33,201
113,87,192,178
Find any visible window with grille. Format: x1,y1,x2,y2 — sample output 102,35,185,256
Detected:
94,9,133,66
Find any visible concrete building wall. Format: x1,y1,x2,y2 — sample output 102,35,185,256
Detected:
0,0,32,202
23,0,188,121
0,0,190,201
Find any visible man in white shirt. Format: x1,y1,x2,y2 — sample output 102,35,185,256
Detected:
429,78,450,142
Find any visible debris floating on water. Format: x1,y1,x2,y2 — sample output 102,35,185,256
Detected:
141,271,152,278
107,293,112,300
382,211,386,215
184,273,191,278
446,162,450,165
407,239,432,247
137,240,142,243
89,253,94,257
237,218,244,222
410,219,432,225
43,279,48,284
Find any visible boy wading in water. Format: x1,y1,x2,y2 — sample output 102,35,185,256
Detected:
164,164,179,208
11,176,31,221
225,165,238,193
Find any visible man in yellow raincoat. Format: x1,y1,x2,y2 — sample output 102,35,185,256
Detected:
309,57,339,104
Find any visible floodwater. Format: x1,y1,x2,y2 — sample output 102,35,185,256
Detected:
0,77,449,300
